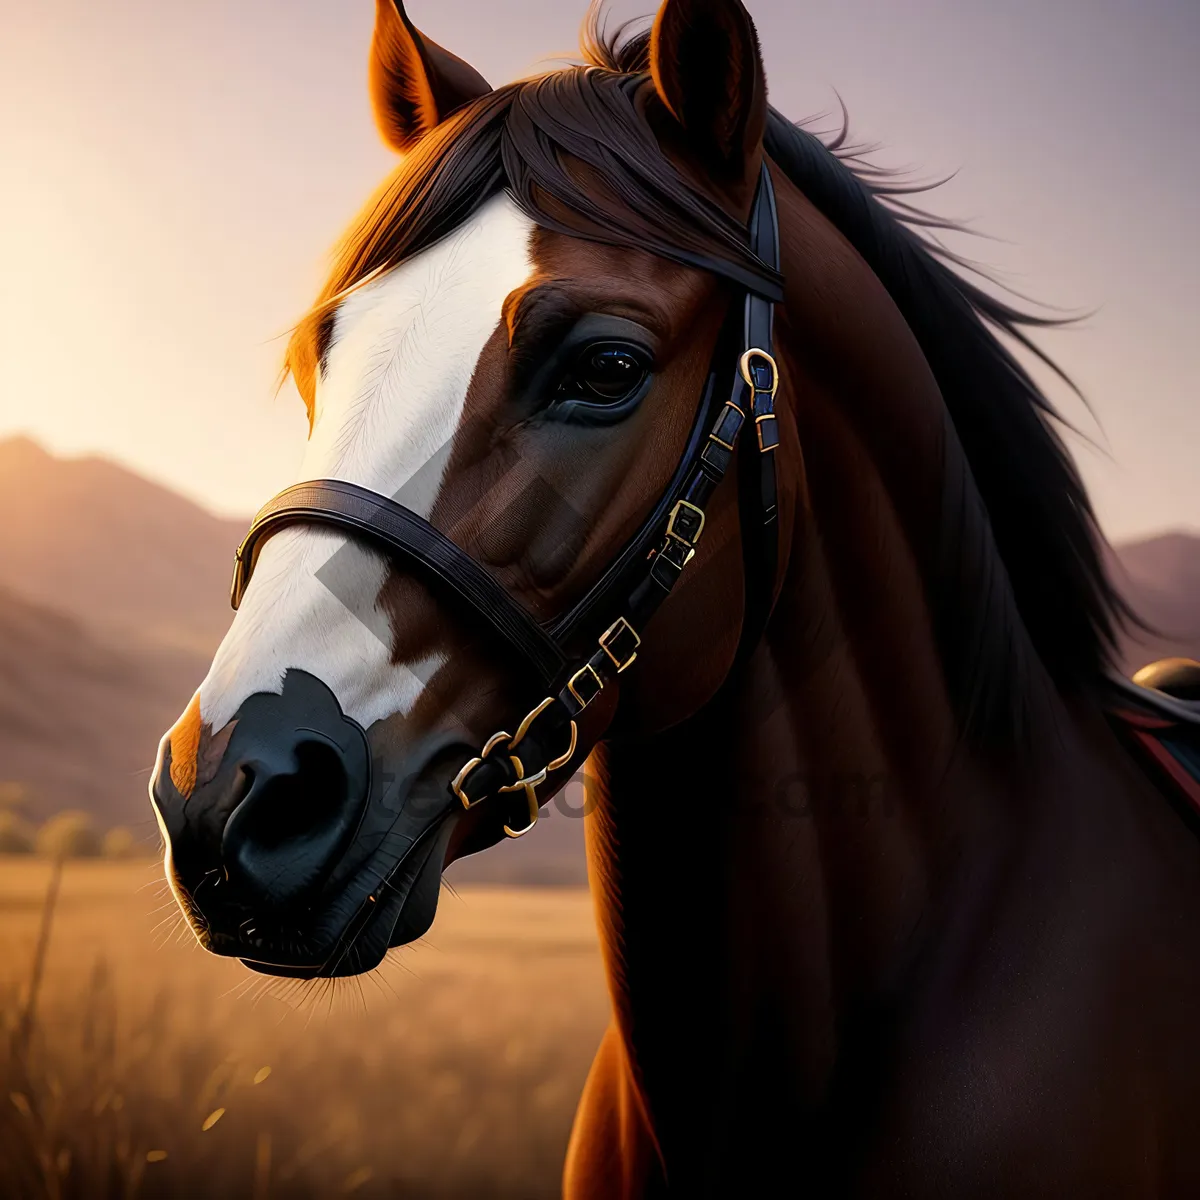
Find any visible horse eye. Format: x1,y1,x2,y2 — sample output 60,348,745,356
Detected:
558,346,648,405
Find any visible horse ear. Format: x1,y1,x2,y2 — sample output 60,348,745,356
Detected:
368,0,492,153
649,0,767,181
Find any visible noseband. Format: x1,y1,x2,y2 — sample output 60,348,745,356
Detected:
231,167,783,839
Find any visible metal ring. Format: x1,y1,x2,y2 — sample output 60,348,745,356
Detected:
546,721,578,773
502,784,540,839
451,756,484,808
510,698,554,750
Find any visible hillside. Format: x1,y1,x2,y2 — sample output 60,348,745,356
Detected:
0,584,206,830
0,437,243,655
1109,532,1200,670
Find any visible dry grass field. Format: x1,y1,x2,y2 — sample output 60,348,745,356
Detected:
0,858,609,1199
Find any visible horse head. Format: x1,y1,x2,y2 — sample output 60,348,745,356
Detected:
149,0,788,978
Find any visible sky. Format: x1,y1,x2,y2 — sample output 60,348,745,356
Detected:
0,0,1196,541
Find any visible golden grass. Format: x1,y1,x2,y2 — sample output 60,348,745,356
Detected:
0,858,609,1198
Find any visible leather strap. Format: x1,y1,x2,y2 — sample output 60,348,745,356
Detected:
735,164,782,663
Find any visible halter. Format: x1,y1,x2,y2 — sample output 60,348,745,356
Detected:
231,166,783,839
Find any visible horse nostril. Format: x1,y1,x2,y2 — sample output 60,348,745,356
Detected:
238,743,344,851
222,738,365,909
230,762,255,810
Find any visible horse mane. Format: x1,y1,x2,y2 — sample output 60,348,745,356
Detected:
757,112,1135,743
285,8,1132,748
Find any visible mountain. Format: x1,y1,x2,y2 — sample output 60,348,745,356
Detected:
0,437,244,655
0,437,241,830
0,583,207,831
1109,532,1200,671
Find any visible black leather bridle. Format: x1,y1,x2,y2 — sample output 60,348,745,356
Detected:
230,166,783,839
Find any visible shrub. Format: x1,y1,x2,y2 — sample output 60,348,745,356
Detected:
36,811,101,859
0,809,35,853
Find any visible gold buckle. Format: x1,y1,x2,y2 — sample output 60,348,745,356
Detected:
666,499,705,549
511,697,554,748
451,730,511,809
506,696,579,776
738,348,779,396
599,617,640,673
458,698,578,834
567,663,603,709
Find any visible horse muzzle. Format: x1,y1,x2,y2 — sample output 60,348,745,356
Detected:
150,669,460,977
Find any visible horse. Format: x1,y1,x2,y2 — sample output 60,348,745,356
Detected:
150,1,1200,1194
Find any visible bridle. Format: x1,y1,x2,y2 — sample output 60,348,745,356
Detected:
230,166,783,840
231,167,782,839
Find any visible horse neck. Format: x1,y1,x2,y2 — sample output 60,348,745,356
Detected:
582,171,1098,1161
586,502,1029,1145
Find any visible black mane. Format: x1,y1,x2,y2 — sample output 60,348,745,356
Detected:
760,113,1130,741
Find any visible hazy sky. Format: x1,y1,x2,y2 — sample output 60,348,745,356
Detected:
1,0,1196,540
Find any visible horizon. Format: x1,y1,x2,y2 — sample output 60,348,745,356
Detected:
1,0,1197,540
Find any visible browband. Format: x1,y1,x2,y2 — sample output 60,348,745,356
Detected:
231,164,783,839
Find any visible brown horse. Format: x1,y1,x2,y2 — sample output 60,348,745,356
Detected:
150,1,1200,1194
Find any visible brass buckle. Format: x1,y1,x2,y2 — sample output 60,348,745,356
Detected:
666,499,705,549
599,617,640,673
460,698,578,837
509,697,578,773
451,730,511,809
567,663,603,710
739,348,779,396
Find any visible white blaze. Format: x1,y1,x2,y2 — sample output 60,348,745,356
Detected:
198,194,536,731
